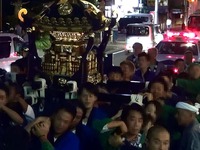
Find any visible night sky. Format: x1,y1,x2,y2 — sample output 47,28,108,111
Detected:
2,0,52,26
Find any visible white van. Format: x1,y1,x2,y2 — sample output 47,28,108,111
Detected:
0,33,24,72
125,23,163,52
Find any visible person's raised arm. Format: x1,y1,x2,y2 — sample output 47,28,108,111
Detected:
1,104,23,124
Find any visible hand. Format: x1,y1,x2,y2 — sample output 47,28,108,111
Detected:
166,92,172,98
143,121,153,133
142,92,153,101
108,133,124,147
25,117,51,134
32,120,51,139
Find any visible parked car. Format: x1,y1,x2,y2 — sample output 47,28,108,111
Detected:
0,33,25,72
125,23,163,52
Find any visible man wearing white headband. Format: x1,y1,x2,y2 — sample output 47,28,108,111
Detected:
175,102,200,150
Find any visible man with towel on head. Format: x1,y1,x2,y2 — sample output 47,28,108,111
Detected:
175,101,200,150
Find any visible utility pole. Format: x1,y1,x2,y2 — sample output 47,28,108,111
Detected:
154,0,159,24
184,0,188,25
0,0,2,31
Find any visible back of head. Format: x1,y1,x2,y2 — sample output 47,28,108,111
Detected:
10,61,24,74
108,66,123,76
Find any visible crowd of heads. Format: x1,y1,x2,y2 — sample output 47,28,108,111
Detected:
0,41,199,150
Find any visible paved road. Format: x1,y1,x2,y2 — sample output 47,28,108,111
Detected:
104,33,133,66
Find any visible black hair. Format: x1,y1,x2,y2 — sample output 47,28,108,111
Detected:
0,83,9,96
78,82,98,97
138,52,150,61
108,66,123,76
132,42,143,49
8,82,24,98
54,101,77,119
120,60,135,71
158,70,174,80
11,60,26,72
68,99,87,119
174,58,184,65
148,77,169,92
121,103,145,123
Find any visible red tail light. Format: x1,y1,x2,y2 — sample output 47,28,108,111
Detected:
165,30,197,40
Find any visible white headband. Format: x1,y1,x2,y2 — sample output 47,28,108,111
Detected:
176,102,199,115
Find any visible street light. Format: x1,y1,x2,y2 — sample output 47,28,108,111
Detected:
154,0,159,24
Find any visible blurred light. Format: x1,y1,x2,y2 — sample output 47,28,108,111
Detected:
174,68,178,74
183,32,196,38
185,43,194,47
10,52,18,57
167,32,174,37
192,58,196,62
167,55,172,58
166,19,172,26
126,44,131,50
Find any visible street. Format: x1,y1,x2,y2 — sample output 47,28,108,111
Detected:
104,33,132,66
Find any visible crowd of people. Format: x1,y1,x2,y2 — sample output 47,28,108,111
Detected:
0,42,200,150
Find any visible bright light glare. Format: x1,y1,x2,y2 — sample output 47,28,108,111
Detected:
167,32,174,37
185,43,194,47
167,55,172,58
174,68,178,73
183,32,196,38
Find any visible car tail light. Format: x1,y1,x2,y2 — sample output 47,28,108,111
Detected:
165,30,197,40
167,32,174,37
